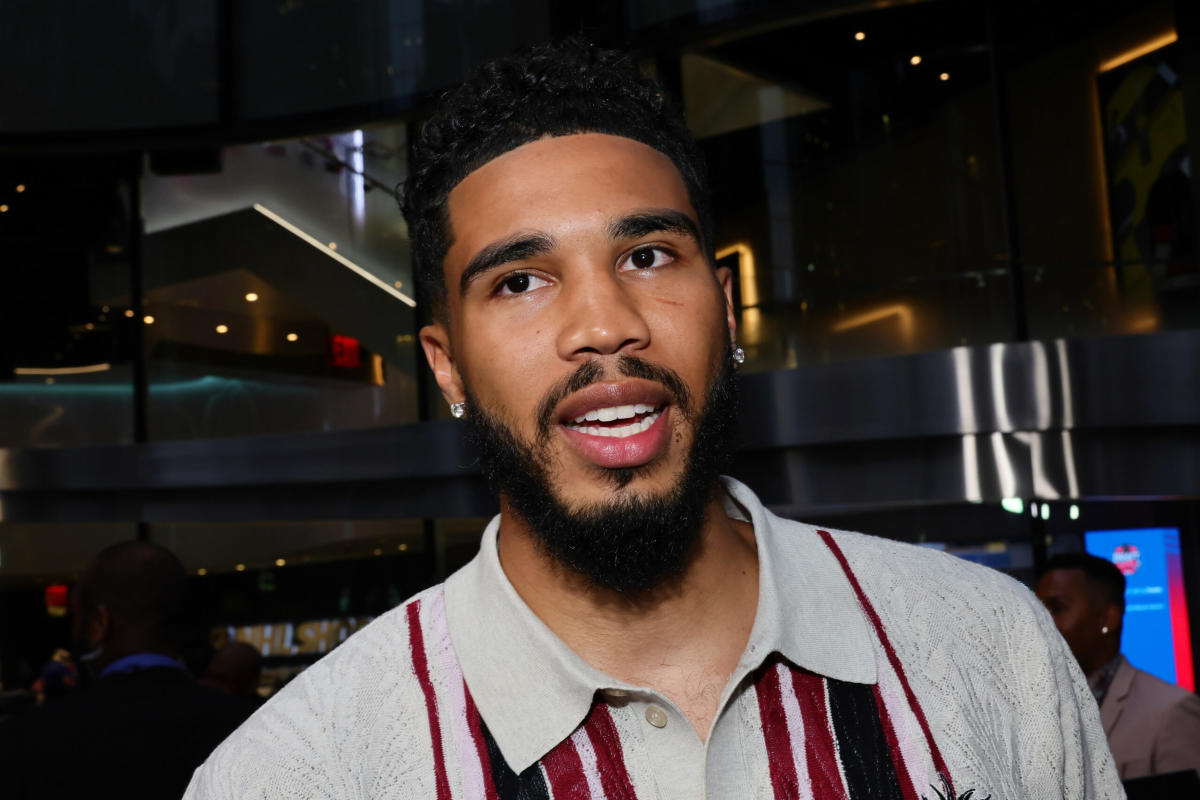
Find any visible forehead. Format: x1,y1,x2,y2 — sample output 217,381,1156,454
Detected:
444,133,695,266
1037,568,1090,598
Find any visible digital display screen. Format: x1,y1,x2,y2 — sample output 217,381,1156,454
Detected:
1085,528,1194,691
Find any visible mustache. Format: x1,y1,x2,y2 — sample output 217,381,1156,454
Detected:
535,355,694,443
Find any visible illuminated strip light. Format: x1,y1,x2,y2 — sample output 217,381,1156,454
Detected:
1099,31,1177,73
253,203,416,308
715,243,759,307
830,303,914,344
14,362,112,376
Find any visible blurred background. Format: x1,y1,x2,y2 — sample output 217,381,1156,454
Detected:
1,0,1197,695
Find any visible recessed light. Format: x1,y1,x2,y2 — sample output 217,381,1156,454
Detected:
940,72,950,81
197,568,208,576
143,315,155,325
15,184,25,193
245,292,259,302
910,55,922,66
854,31,865,41
124,309,135,318
215,324,229,334
286,332,299,342
275,558,286,567
328,241,338,250
235,563,246,572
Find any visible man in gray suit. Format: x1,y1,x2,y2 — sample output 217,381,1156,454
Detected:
1037,552,1200,780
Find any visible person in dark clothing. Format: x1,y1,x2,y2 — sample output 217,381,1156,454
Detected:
0,541,254,799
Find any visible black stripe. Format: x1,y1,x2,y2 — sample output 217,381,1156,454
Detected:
480,718,551,800
826,679,905,800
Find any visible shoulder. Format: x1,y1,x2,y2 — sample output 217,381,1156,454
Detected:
186,584,447,798
1126,662,1200,712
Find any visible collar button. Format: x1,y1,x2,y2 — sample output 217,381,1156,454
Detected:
644,704,668,728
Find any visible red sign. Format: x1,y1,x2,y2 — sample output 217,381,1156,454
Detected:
45,584,69,617
326,335,362,369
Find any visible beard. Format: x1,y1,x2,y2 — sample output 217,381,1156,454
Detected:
462,346,740,595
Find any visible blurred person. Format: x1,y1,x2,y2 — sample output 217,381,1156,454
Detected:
186,40,1120,799
30,647,78,702
0,541,255,799
198,641,264,703
1037,552,1200,780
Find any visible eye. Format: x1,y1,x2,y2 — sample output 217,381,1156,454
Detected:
619,246,675,271
495,271,550,296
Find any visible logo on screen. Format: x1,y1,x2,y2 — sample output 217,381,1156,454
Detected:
1112,543,1141,576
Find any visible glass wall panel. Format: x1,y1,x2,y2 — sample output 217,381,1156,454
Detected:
140,124,420,440
686,2,1010,370
1005,0,1198,339
0,157,137,447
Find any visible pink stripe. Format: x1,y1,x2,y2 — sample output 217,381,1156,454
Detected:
790,669,847,799
873,684,918,800
569,726,606,798
407,600,452,800
755,659,801,799
775,664,814,800
817,530,955,796
542,735,591,800
582,704,639,800
464,686,500,800
431,589,489,800
875,654,932,797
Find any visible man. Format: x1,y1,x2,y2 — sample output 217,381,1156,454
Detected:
0,541,254,799
1037,552,1200,780
186,40,1120,798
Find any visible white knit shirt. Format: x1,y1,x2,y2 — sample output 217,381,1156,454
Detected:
185,478,1122,799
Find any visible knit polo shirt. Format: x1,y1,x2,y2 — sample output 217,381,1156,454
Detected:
185,478,1122,799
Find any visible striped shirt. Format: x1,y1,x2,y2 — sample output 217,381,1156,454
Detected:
186,478,1123,799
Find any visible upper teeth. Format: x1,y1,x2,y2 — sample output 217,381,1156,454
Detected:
572,403,655,424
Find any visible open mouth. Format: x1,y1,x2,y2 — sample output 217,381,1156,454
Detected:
563,403,665,439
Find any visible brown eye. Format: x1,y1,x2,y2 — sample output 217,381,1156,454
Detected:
630,248,657,269
502,274,531,293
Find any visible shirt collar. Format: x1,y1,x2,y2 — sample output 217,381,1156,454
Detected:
99,652,185,679
444,476,877,774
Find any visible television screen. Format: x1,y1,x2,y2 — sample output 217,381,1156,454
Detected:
1085,528,1194,691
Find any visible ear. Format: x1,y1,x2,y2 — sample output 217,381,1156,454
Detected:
714,266,738,341
419,322,465,406
89,604,110,649
1102,603,1122,636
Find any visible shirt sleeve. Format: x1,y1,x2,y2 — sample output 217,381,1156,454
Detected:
1024,597,1125,799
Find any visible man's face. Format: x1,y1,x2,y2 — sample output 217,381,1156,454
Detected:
1035,568,1112,671
420,133,736,590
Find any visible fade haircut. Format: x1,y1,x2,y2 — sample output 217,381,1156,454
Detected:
1040,552,1126,614
400,38,713,321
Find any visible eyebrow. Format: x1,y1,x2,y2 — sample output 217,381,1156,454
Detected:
459,232,556,295
608,209,701,244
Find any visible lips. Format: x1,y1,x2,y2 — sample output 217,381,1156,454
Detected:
555,381,674,469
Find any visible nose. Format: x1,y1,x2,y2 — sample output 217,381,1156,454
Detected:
556,271,651,360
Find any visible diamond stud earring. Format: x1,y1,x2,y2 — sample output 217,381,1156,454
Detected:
1101,626,1109,635
732,345,746,366
450,402,466,419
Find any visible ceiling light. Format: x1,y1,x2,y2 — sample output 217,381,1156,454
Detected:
0,205,8,213
235,563,246,572
143,315,155,325
124,309,135,318
854,31,866,41
286,332,299,342
939,72,950,81
197,568,208,576
215,324,229,334
245,292,259,303
85,323,95,331
910,55,922,66
398,543,408,552
393,280,403,289
328,241,338,251
15,184,25,193
102,305,109,312
275,558,286,567
373,548,383,556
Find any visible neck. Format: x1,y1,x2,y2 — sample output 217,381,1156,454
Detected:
497,490,759,688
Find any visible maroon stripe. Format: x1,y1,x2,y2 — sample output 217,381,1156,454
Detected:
754,661,801,799
407,600,453,800
872,684,918,800
464,680,501,800
816,530,955,796
789,668,848,799
541,735,590,800
583,703,638,800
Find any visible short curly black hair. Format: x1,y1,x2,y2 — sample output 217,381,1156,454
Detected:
401,38,712,321
1040,552,1126,614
